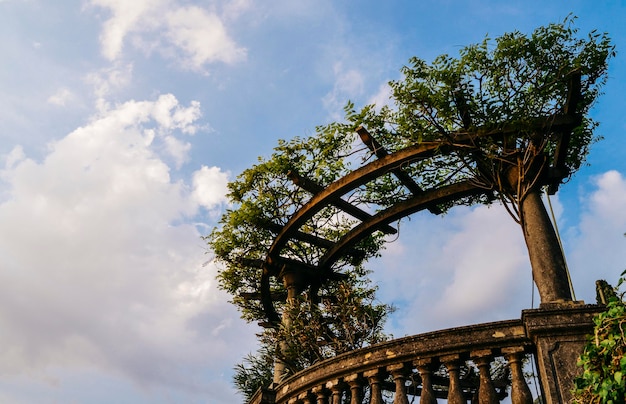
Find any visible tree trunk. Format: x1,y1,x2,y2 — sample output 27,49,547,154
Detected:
520,188,573,303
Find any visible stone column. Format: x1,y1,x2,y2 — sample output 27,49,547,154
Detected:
298,392,314,404
471,350,498,404
312,386,329,404
364,369,385,404
415,359,437,404
442,355,466,404
345,374,364,404
502,347,533,404
519,188,573,303
522,303,601,404
388,363,411,404
273,268,309,385
327,379,344,404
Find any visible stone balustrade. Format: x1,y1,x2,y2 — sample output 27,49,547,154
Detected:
268,319,533,404
250,303,601,404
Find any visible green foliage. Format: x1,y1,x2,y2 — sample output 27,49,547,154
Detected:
233,274,393,402
364,15,613,220
207,111,389,322
233,346,275,402
573,271,626,404
270,276,393,372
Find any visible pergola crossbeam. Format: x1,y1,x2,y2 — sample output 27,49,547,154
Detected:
287,170,397,235
257,218,365,255
357,126,443,214
548,72,582,195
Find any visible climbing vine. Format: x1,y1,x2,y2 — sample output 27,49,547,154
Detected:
573,271,626,403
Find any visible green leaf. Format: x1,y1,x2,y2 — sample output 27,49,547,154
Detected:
614,371,622,384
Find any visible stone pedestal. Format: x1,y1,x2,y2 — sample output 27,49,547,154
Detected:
522,302,601,404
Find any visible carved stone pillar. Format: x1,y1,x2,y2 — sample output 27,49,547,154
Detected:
442,355,466,404
345,374,364,404
312,386,329,404
388,363,410,404
326,379,344,404
415,359,437,404
298,392,315,404
472,350,498,404
364,369,385,404
502,348,533,404
522,303,600,404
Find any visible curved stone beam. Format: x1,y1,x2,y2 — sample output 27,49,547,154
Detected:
266,141,446,271
319,180,487,271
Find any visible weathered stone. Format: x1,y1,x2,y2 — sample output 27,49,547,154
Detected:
502,348,533,404
257,306,602,404
523,303,601,404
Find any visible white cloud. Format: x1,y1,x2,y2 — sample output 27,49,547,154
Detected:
90,0,160,61
0,94,254,397
568,170,626,302
431,205,529,321
165,6,247,71
222,0,252,20
372,203,531,334
85,62,134,101
88,0,246,72
47,88,74,107
3,145,25,170
367,82,393,111
163,135,191,168
322,62,365,120
150,94,202,134
192,165,230,211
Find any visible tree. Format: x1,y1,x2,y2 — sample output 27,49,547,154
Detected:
207,16,613,398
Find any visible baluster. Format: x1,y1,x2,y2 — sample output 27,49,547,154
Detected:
298,391,315,404
364,369,385,404
345,374,364,404
472,350,498,404
388,363,410,404
503,348,533,404
442,355,466,404
326,379,344,404
415,359,437,404
312,385,330,404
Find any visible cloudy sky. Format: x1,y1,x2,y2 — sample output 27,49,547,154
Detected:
1,0,625,402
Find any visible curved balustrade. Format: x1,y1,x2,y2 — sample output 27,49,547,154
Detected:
267,319,534,404
250,303,600,404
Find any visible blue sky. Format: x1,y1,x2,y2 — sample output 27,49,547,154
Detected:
0,1,625,402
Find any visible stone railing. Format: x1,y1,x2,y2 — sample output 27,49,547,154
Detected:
250,303,601,404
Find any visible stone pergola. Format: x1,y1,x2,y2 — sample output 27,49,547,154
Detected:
245,74,598,403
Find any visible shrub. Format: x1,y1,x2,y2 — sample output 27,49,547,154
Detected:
573,271,626,404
